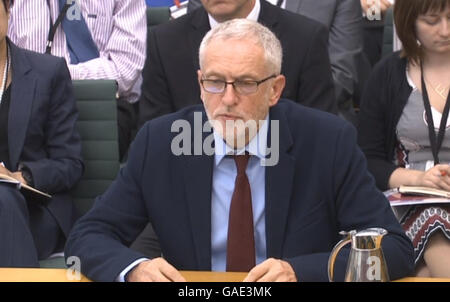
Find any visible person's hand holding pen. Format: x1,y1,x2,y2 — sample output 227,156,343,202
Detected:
0,163,27,185
415,164,450,191
0,162,12,176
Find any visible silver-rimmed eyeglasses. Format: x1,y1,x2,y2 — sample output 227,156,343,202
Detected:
200,75,277,95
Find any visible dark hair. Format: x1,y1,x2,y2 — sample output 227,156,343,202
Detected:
2,0,13,11
394,0,450,64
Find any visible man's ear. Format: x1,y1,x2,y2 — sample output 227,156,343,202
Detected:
269,75,286,107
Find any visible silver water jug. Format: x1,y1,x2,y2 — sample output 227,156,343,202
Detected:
328,228,389,282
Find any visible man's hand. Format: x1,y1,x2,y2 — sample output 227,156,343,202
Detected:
0,165,12,177
11,172,26,184
243,258,297,282
0,166,26,184
126,257,186,282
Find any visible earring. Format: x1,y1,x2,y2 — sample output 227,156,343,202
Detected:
416,39,422,47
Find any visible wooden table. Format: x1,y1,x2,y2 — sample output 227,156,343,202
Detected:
0,268,449,282
181,271,246,282
0,268,246,282
0,268,92,282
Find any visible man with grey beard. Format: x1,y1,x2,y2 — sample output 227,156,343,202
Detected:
138,0,337,127
66,19,413,282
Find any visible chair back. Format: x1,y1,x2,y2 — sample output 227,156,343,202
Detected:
70,80,120,216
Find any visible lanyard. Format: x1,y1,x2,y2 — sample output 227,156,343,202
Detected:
45,0,71,54
420,62,450,165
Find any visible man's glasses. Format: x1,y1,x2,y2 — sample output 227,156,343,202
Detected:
200,75,277,95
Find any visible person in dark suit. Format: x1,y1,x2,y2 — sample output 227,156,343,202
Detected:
66,19,413,282
138,0,336,127
0,0,83,267
188,0,369,121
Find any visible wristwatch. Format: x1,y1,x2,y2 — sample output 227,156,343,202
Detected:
19,164,34,186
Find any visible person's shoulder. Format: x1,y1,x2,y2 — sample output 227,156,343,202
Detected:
136,104,205,155
273,100,358,159
141,104,205,133
11,43,67,74
371,51,407,79
375,51,406,70
275,99,348,131
151,8,204,36
266,2,328,34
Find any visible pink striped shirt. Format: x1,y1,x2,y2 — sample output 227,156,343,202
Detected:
8,0,147,103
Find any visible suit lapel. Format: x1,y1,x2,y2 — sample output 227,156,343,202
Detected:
188,8,210,71
183,110,214,270
259,0,279,29
8,41,35,170
259,0,288,47
265,105,295,259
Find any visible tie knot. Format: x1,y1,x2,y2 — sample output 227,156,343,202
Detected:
233,154,250,174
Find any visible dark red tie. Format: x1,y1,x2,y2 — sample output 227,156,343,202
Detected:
226,154,256,272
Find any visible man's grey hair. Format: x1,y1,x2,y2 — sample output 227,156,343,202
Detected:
199,19,283,75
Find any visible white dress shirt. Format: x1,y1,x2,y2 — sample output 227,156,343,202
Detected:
8,0,147,103
208,0,261,28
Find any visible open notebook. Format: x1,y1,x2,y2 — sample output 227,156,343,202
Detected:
0,173,51,203
385,186,450,207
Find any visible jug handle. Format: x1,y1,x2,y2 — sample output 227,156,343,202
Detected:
327,232,353,282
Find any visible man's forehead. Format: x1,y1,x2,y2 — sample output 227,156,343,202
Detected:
203,38,264,62
202,70,262,79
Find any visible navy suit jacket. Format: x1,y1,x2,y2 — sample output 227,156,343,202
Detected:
138,0,337,127
66,99,414,281
188,0,369,111
7,41,83,236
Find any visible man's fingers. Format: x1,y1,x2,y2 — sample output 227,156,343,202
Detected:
159,263,186,282
127,257,185,282
150,270,174,282
0,165,11,175
253,270,279,282
244,258,297,282
243,261,270,282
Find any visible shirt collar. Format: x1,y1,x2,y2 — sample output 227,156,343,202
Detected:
208,0,261,29
214,114,269,166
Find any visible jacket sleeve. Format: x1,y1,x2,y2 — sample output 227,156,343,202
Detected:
286,123,414,281
297,22,337,114
357,60,398,190
65,124,153,282
21,58,84,194
329,0,365,110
